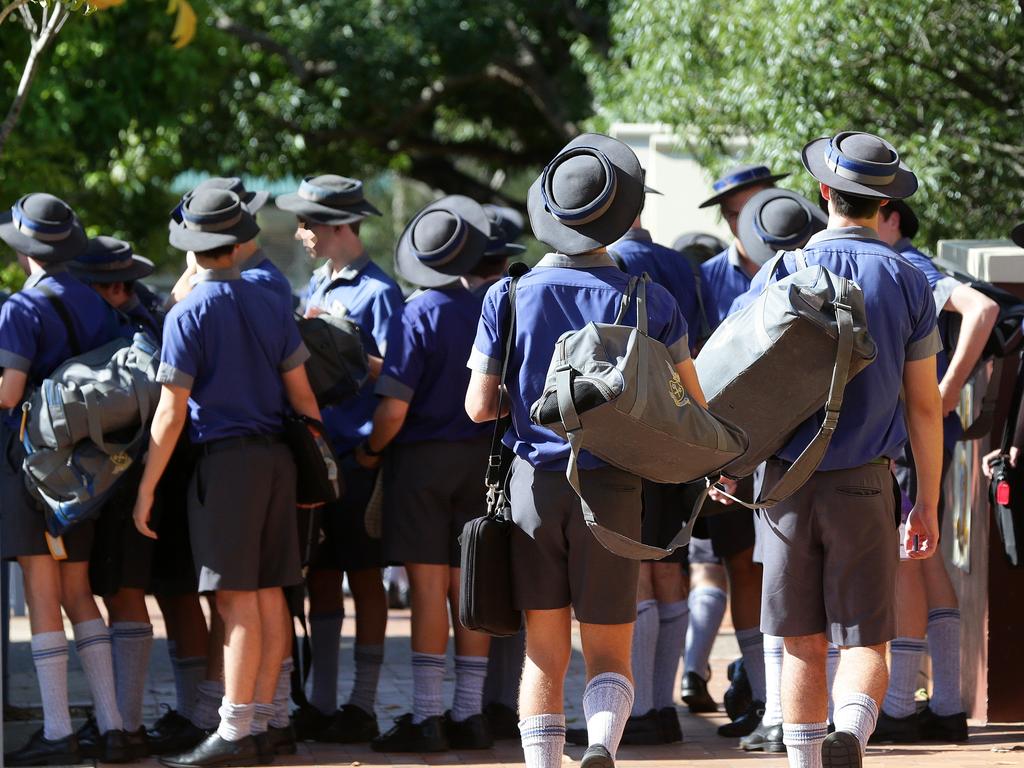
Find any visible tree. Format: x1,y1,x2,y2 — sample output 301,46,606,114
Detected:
593,0,1024,246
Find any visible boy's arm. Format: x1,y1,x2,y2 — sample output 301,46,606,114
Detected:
903,355,943,559
939,284,999,414
356,397,410,468
133,384,190,539
0,369,28,410
282,365,321,422
466,371,504,423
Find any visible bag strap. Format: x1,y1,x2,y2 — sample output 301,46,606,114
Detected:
37,284,81,357
999,350,1024,454
960,356,1004,440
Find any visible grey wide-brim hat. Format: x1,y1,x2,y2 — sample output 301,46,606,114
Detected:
738,188,828,265
395,195,490,288
0,193,88,263
699,164,788,209
528,133,644,256
802,131,918,200
192,177,269,214
169,189,260,252
71,236,155,283
672,230,728,255
276,174,382,225
1012,223,1024,249
483,204,527,260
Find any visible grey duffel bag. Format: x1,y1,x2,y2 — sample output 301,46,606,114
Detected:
695,252,877,508
531,275,747,560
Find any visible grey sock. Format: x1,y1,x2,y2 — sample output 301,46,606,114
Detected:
411,652,446,724
31,631,73,741
348,644,383,715
927,608,963,716
583,672,634,757
762,634,785,727
630,599,658,715
216,698,255,741
271,658,293,728
251,703,275,735
194,679,226,730
519,713,565,768
452,655,489,722
684,586,727,678
782,721,827,768
484,630,525,710
653,600,689,709
832,692,878,752
309,610,343,715
826,644,841,721
111,621,154,732
172,654,207,722
883,638,926,718
736,626,766,702
73,619,124,734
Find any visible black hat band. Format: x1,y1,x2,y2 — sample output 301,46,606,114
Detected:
12,198,72,243
824,133,898,186
540,147,618,226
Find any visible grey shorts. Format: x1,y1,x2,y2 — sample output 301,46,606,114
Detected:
382,435,489,567
641,481,689,565
0,426,94,562
690,476,756,560
756,459,898,647
311,456,383,573
509,457,641,625
188,438,302,592
89,462,154,596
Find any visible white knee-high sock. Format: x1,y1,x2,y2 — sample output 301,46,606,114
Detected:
348,644,384,715
217,698,255,742
73,619,124,734
762,635,785,727
520,713,565,768
31,632,73,741
583,672,634,758
684,586,727,678
833,693,878,753
783,721,827,768
411,652,446,724
630,599,658,716
453,655,489,722
826,644,841,722
737,627,766,702
883,638,926,718
653,600,689,709
927,608,963,716
111,621,154,732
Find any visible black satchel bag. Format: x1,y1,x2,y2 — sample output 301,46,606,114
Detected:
459,264,528,637
297,313,370,408
284,414,342,508
989,351,1024,566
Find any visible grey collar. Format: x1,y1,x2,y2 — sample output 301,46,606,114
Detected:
239,248,267,272
618,228,652,244
806,226,882,247
194,266,242,283
726,242,744,269
25,265,67,289
536,251,616,269
893,237,915,254
331,251,371,281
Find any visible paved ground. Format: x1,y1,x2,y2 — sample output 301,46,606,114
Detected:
4,598,1024,766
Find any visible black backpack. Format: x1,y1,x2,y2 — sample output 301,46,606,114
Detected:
297,314,369,407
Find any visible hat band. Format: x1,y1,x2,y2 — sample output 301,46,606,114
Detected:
12,203,72,243
82,257,136,272
540,147,618,226
712,166,771,193
824,139,897,185
752,209,812,248
411,212,469,267
298,178,365,207
182,209,243,232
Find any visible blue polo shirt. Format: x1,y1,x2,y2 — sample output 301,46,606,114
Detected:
120,294,162,338
894,238,964,450
376,285,490,445
469,252,690,472
700,244,755,330
157,268,309,444
611,228,701,351
241,248,294,309
0,269,121,428
304,253,404,455
731,227,941,471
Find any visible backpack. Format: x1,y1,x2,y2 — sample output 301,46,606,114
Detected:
22,330,162,536
297,313,369,407
988,351,1024,567
530,274,748,560
695,252,877,507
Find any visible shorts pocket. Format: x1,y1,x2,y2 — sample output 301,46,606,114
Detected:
835,485,881,498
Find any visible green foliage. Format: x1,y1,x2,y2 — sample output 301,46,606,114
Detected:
0,260,25,293
594,0,1024,246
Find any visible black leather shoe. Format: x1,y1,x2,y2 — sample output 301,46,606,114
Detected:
159,733,261,768
620,709,666,745
821,730,862,768
445,711,494,749
4,728,80,766
565,726,588,746
122,727,152,761
580,743,615,768
740,720,785,752
680,671,717,713
99,729,131,763
76,717,102,758
723,659,752,721
291,703,332,742
918,707,968,742
265,724,297,755
717,700,765,737
658,707,683,743
148,709,208,756
252,732,276,765
371,713,449,753
320,704,379,743
869,710,921,744
484,702,520,740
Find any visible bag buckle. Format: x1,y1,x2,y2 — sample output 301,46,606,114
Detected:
822,410,841,432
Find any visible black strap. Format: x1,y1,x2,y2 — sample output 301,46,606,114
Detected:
1001,351,1024,454
37,284,81,357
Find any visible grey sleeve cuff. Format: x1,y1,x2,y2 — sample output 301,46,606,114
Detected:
156,362,194,389
932,277,961,312
906,326,943,361
0,349,31,373
375,374,414,402
281,342,311,372
666,334,692,364
467,346,501,375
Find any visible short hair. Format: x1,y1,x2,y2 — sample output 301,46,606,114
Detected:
470,258,507,280
194,243,236,260
879,200,919,240
829,189,881,220
348,221,361,237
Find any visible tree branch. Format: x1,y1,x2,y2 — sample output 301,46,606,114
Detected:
213,13,336,85
406,155,526,212
0,0,29,28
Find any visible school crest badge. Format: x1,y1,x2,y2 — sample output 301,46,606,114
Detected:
667,363,686,407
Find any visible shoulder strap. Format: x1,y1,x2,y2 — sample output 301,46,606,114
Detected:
961,357,1003,440
1000,351,1024,454
37,284,82,357
607,246,627,272
690,264,712,344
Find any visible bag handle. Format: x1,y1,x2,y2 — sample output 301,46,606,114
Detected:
83,366,153,456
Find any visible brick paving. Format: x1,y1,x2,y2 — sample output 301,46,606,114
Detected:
4,599,1024,766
